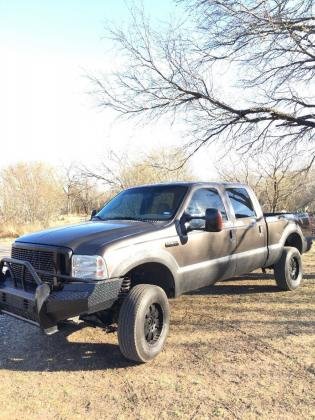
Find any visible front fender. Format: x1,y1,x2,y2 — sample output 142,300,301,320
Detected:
106,245,181,294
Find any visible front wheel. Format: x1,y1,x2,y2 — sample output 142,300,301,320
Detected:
274,246,303,291
118,284,170,362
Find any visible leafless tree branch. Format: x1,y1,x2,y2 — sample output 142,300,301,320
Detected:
90,1,314,156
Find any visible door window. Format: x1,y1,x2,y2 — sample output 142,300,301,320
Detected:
226,188,256,218
186,188,228,229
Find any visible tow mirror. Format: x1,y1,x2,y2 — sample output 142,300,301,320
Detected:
90,209,97,220
205,208,223,232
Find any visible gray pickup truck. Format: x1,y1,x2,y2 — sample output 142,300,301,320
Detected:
0,182,312,362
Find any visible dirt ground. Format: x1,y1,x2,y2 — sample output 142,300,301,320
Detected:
0,246,314,419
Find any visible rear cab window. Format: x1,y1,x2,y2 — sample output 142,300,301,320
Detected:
226,188,257,219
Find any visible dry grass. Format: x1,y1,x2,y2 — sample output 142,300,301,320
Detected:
0,247,314,419
0,214,87,240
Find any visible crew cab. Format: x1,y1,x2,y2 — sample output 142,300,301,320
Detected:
0,182,312,362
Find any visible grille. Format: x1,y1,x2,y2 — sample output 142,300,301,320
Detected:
11,246,57,287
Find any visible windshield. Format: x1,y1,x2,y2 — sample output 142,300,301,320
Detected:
96,185,188,221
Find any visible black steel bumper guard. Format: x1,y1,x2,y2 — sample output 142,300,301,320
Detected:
0,257,123,334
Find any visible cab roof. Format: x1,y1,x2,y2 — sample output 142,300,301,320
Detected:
125,181,249,190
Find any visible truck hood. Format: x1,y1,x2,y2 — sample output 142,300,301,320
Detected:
16,220,160,253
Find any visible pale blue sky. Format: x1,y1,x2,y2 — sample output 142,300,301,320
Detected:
0,0,216,178
1,1,177,50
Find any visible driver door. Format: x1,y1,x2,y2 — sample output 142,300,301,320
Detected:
179,187,237,293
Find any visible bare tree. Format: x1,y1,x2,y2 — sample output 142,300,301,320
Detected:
61,163,82,214
82,147,194,194
61,163,102,215
217,144,315,212
290,168,315,212
0,162,63,225
90,1,314,159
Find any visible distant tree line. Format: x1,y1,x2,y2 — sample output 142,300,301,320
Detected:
0,144,314,236
0,147,194,229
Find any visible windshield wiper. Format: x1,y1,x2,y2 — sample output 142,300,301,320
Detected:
92,215,104,221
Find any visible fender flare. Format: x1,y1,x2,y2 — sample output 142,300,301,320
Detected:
109,251,181,295
279,224,305,252
266,223,305,267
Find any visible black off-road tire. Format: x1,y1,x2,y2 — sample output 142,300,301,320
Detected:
118,284,170,363
274,246,303,291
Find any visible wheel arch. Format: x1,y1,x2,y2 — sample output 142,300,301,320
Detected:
284,232,303,253
266,224,305,267
125,262,176,298
108,250,181,297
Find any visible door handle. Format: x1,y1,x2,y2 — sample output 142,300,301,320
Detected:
229,230,233,240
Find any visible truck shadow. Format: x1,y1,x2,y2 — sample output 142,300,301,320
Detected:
1,272,314,373
186,272,315,296
0,318,137,372
189,283,278,296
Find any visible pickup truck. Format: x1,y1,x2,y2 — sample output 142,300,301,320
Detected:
0,182,313,362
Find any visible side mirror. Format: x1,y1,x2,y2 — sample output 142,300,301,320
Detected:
90,209,97,220
205,208,223,232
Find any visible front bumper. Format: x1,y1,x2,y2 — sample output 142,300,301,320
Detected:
0,257,123,333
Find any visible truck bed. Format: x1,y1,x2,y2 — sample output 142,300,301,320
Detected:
264,212,313,238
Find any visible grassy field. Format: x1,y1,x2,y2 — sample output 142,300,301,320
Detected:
0,247,314,419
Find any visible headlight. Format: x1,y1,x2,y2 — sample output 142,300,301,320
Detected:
72,255,108,280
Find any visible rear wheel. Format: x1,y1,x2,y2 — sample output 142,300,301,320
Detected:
274,246,303,291
118,284,170,362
